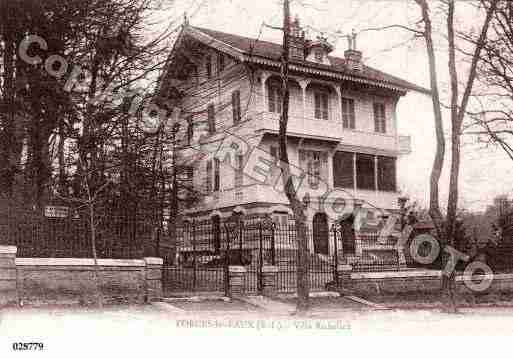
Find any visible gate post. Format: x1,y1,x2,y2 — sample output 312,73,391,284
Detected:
228,265,246,298
0,246,18,306
144,257,163,302
332,224,339,287
223,223,231,297
191,219,196,291
261,265,278,296
337,264,353,292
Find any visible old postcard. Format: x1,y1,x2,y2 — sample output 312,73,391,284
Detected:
0,0,512,357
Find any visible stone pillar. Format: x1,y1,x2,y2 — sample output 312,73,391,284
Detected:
144,257,163,302
261,265,278,296
337,264,353,291
0,246,17,306
228,265,246,298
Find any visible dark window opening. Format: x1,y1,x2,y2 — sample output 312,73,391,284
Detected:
333,151,354,188
207,104,215,134
232,90,241,124
206,160,212,193
356,153,375,190
212,215,221,254
377,156,396,192
214,158,220,191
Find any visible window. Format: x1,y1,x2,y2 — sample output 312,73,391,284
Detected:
234,154,244,188
272,213,289,228
333,151,354,188
206,160,212,193
212,215,221,253
377,156,396,192
186,115,193,146
214,158,220,191
232,90,241,124
374,102,386,133
217,54,225,74
207,104,215,134
314,92,329,120
341,97,355,129
356,153,375,190
307,152,322,189
299,150,327,189
268,85,282,114
205,55,212,78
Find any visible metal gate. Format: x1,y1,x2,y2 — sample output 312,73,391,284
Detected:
162,216,341,295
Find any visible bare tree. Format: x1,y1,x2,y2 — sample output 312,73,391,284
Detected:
414,0,498,311
278,0,310,312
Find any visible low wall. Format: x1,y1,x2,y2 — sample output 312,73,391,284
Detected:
349,270,513,296
0,246,163,306
350,270,443,295
455,273,513,294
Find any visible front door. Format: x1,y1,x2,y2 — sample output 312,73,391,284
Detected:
313,213,329,255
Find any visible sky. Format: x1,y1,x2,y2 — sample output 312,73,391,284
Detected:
164,0,513,212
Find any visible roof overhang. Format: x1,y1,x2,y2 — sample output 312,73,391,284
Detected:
259,129,341,144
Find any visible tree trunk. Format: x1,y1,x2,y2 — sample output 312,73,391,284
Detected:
279,0,309,312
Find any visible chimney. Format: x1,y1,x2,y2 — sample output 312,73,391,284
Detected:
344,29,363,71
289,15,306,61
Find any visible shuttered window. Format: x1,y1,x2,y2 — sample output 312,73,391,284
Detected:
268,85,282,114
207,104,215,134
377,156,396,192
374,103,386,133
206,160,212,193
333,151,354,188
232,90,241,124
314,92,329,120
214,158,220,191
356,153,375,190
341,97,355,129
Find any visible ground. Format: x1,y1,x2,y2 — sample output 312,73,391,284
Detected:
1,299,513,357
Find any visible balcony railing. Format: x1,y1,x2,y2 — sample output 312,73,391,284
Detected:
254,112,409,154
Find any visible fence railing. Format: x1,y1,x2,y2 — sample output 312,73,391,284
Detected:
0,207,154,259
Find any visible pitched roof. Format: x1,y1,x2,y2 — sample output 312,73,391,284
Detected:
190,26,430,95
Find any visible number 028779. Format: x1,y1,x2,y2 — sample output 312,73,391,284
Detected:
12,342,44,351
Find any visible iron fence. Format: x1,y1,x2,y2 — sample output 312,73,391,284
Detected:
0,206,153,259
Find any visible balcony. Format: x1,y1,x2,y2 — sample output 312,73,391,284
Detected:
253,112,409,155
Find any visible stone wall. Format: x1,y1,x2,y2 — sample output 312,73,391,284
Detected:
0,246,163,305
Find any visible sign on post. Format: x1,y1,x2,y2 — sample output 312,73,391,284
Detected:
44,206,70,218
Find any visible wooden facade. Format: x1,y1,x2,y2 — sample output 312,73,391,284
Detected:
159,20,426,254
